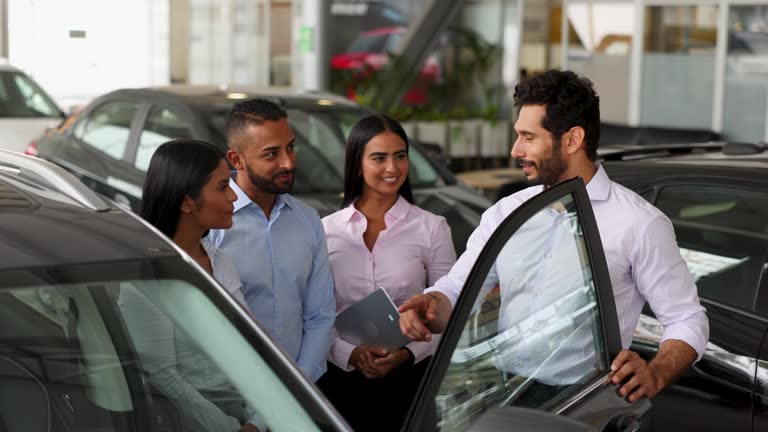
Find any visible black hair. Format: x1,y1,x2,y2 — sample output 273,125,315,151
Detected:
141,139,226,238
225,98,288,151
341,114,414,208
513,69,601,161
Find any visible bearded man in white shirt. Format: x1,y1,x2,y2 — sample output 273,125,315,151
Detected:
399,69,709,404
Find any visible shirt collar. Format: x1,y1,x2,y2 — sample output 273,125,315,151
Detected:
200,237,216,257
340,195,411,223
229,173,293,213
586,163,611,202
387,195,410,220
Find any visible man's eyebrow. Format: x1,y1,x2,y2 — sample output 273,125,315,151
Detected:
261,145,280,153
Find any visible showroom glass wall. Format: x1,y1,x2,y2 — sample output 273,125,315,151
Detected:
561,0,768,143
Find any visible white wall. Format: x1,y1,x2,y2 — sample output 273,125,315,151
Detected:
8,0,169,110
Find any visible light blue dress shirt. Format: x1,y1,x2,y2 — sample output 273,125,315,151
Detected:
209,177,336,382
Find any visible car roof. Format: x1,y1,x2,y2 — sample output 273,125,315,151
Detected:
0,153,177,271
600,142,768,184
105,85,363,110
0,59,20,72
601,142,768,167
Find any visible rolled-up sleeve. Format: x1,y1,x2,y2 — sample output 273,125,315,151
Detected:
426,201,507,307
632,214,710,361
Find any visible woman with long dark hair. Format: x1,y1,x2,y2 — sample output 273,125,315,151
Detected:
120,139,259,432
318,115,456,430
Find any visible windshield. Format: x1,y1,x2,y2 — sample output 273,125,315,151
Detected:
0,71,62,118
207,105,440,193
0,259,327,432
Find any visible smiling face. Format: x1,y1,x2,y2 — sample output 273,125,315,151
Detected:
184,159,237,229
511,104,568,187
359,131,409,200
228,118,296,195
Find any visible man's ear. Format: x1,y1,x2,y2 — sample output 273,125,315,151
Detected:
564,126,586,156
227,149,244,170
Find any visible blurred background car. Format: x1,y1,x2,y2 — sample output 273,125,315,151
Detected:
34,85,491,254
331,26,440,105
0,61,65,153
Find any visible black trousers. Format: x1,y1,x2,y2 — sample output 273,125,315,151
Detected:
317,357,430,432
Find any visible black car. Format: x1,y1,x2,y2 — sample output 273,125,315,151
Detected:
599,142,768,432
0,149,348,431
34,86,491,254
1,149,652,431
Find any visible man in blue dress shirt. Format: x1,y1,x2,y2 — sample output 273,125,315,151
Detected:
209,99,335,382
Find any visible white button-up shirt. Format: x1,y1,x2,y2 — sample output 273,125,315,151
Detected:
426,164,709,363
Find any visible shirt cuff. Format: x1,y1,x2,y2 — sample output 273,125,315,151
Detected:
406,338,437,364
424,286,458,309
330,337,357,372
660,319,709,363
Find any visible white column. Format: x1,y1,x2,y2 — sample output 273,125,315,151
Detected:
712,0,729,133
628,0,644,126
292,0,329,90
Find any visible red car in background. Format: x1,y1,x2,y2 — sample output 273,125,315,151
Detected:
330,26,440,105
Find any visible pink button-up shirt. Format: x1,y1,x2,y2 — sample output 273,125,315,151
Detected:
322,195,457,371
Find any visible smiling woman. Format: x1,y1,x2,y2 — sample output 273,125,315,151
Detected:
318,114,457,431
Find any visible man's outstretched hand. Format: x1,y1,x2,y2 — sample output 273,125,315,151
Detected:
398,292,451,342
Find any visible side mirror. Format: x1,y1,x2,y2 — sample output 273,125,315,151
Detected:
469,407,598,432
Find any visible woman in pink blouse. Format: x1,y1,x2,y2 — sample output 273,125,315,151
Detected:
317,114,456,431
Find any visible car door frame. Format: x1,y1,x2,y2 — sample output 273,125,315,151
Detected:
116,96,203,210
404,176,632,431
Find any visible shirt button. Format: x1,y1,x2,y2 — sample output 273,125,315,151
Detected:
544,253,552,259
535,289,542,296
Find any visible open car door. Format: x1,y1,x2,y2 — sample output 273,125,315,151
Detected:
404,177,652,431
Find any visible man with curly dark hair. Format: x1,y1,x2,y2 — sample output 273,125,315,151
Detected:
399,70,708,407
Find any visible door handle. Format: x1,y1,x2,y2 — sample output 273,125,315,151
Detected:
606,413,641,432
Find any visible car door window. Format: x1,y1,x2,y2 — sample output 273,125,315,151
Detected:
423,179,619,431
2,277,322,432
76,101,138,160
136,107,194,171
655,186,768,311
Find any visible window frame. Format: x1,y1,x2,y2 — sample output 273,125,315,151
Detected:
131,104,196,172
73,98,144,162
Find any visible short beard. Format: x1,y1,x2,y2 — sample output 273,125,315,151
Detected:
246,163,293,194
520,140,566,187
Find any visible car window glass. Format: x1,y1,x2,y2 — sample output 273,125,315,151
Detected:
136,107,194,171
434,193,609,430
2,279,320,432
12,74,61,117
77,101,138,160
287,108,347,181
655,186,768,310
